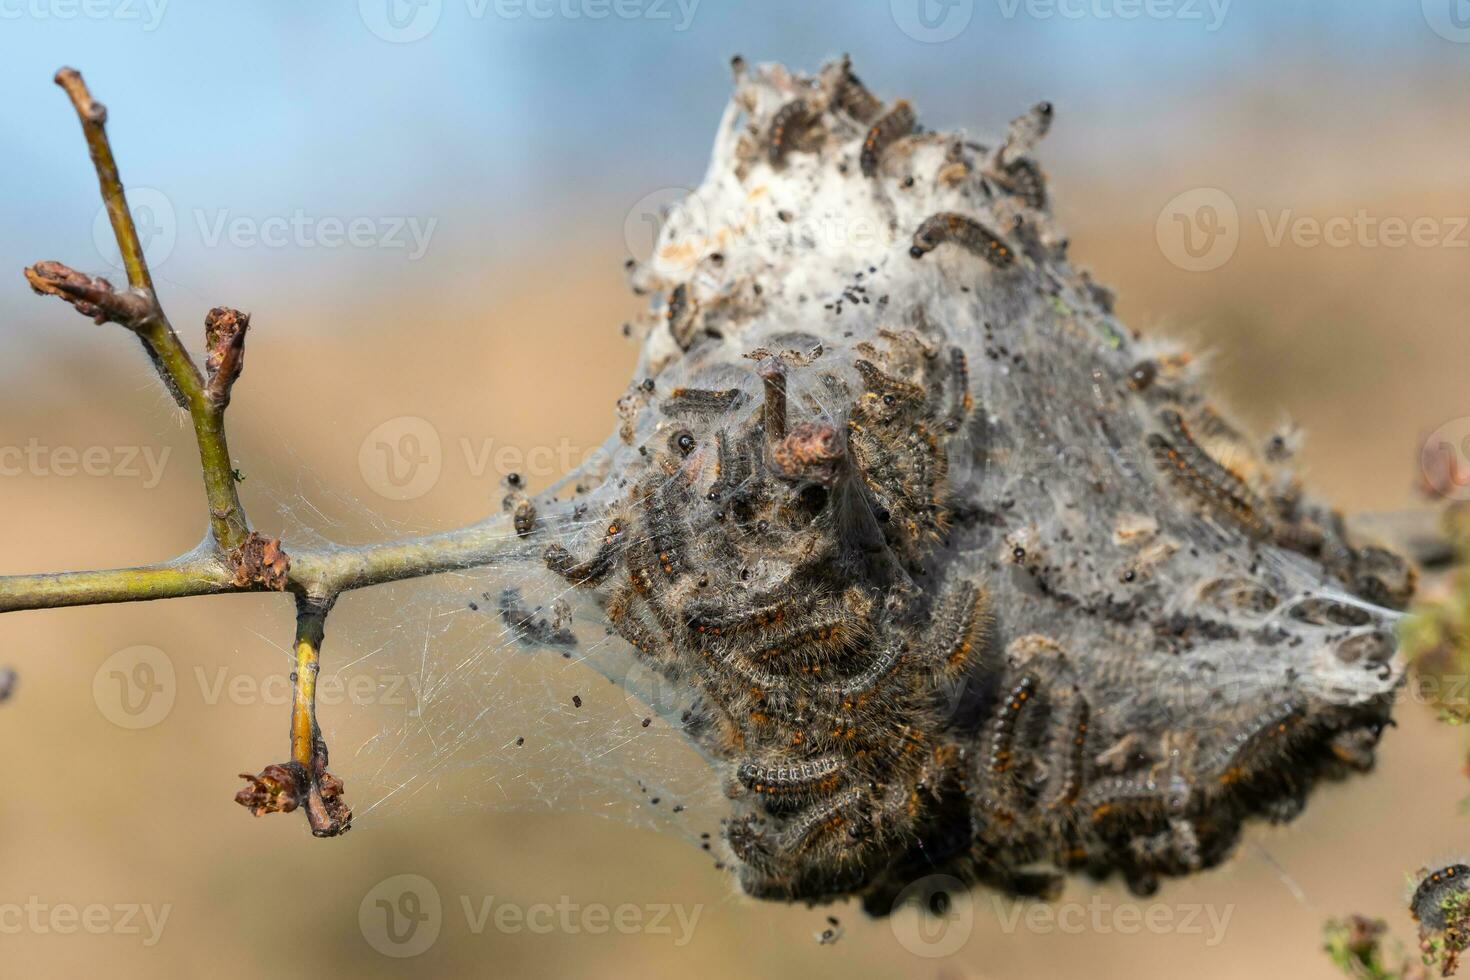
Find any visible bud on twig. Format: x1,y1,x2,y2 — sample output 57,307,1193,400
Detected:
204,307,249,408
23,261,150,326
235,762,308,816
227,532,290,591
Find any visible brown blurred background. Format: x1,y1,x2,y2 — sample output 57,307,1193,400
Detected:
4,3,1470,978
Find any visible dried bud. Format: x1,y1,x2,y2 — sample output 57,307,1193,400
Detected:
204,307,249,406
228,532,290,590
235,762,308,816
24,261,147,326
306,769,352,837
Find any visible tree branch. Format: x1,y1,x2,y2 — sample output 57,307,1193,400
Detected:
3,67,569,839
0,512,546,613
286,515,546,599
42,67,249,551
0,553,237,613
55,67,149,291
284,595,352,837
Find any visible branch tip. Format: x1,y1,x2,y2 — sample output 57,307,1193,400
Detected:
24,261,150,327
306,765,352,838
234,760,350,836
53,67,106,124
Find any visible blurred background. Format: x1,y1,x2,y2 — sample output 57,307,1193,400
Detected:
2,2,1469,977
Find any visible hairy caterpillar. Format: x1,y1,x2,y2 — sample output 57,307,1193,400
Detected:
860,100,915,177
909,212,1015,266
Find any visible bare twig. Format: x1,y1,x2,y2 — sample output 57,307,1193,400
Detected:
230,593,354,835
41,68,249,551
55,68,148,289
23,261,150,325
3,68,544,839
0,553,238,612
0,514,539,613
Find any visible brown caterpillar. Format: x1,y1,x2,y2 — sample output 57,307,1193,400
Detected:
543,520,625,586
688,587,821,636
660,387,749,419
1206,699,1310,788
943,346,973,433
993,157,1048,211
998,101,1053,163
1124,819,1204,885
827,55,883,123
605,585,677,664
923,580,990,678
1039,690,1091,811
665,282,700,349
735,754,846,800
1149,409,1270,539
1412,864,1470,929
1198,577,1279,616
767,98,816,166
829,638,909,699
986,675,1039,779
909,212,1015,267
778,787,868,851
737,616,868,670
859,100,915,177
1287,596,1372,627
1083,776,1165,820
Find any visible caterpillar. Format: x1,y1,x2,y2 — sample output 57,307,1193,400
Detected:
860,100,915,177
827,55,883,123
1149,409,1271,539
661,387,750,419
909,212,1015,267
768,98,816,167
922,580,990,678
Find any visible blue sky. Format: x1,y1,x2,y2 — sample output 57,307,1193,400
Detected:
1,1,1465,365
